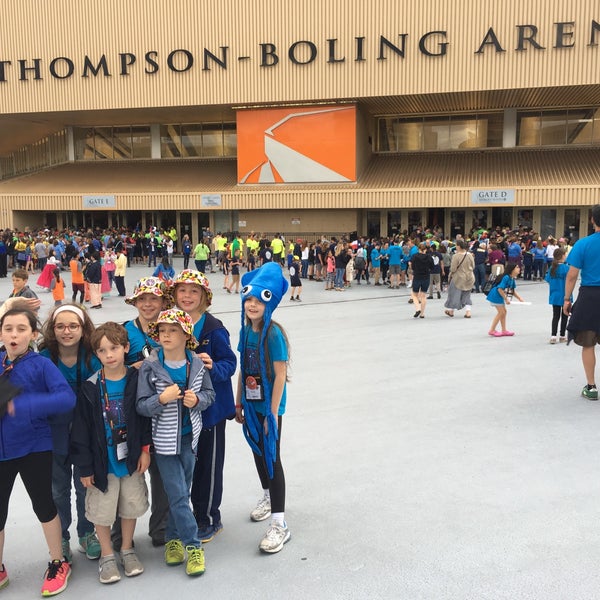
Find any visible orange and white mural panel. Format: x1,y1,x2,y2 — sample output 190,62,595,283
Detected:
237,105,356,184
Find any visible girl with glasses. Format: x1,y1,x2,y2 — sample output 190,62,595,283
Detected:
39,304,102,564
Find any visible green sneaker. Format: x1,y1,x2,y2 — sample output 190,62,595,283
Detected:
185,546,205,577
78,532,101,560
61,538,73,564
164,539,185,566
582,385,599,400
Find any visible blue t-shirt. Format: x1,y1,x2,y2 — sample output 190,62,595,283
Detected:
486,275,516,304
192,313,207,342
163,360,192,436
39,349,101,392
545,263,571,305
566,232,600,286
124,320,159,365
237,324,288,414
370,248,381,268
384,244,403,266
102,376,129,478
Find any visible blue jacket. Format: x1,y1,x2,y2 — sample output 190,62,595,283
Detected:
0,351,76,461
194,312,237,428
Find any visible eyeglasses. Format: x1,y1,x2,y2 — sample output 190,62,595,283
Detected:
54,323,81,332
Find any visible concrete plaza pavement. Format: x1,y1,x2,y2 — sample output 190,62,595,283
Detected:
1,260,599,600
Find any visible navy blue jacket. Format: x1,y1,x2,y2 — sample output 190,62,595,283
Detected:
195,312,236,428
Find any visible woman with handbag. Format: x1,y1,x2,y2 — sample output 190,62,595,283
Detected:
444,239,475,318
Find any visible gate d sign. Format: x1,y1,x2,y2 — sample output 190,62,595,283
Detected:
471,190,515,205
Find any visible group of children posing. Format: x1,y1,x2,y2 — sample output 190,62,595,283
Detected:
0,262,291,596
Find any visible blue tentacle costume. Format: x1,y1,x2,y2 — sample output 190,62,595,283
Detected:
239,262,288,478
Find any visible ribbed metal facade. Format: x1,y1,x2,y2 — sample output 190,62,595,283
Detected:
1,1,600,235
1,0,599,113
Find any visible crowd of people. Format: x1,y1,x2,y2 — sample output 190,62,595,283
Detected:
0,261,292,596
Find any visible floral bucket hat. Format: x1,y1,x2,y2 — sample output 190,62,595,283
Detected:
147,309,198,350
170,269,213,306
125,276,173,308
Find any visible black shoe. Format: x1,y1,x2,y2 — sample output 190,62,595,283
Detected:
427,295,433,300
413,310,421,318
408,298,414,304
437,291,441,299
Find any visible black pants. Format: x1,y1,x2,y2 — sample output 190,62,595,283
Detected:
0,254,7,277
552,304,568,337
191,420,226,526
0,451,57,530
253,415,285,513
114,275,126,297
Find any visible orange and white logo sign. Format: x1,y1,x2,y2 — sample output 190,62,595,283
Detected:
237,105,356,184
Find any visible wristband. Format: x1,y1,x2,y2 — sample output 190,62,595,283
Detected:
141,445,150,453
235,403,242,408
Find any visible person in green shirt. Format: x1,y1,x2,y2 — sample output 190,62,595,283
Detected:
193,241,210,273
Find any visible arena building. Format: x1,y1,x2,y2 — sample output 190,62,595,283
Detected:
1,0,600,241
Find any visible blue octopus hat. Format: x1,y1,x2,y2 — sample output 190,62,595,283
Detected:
239,262,288,478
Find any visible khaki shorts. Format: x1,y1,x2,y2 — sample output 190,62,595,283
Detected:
573,330,600,348
85,472,149,527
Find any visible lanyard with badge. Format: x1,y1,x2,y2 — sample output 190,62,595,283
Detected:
99,369,128,461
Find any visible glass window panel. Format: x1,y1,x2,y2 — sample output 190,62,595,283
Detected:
564,209,580,242
517,113,541,146
567,110,594,145
112,126,133,159
395,120,422,151
540,111,567,145
180,124,202,157
378,118,395,152
74,128,95,160
94,127,114,159
223,122,237,156
482,113,504,147
161,124,182,158
202,123,223,157
131,126,151,158
423,117,450,150
540,208,557,239
593,112,600,144
449,116,478,149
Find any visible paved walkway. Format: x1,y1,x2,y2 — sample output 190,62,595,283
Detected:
2,261,598,599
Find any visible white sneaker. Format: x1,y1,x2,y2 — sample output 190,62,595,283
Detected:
549,336,558,344
259,523,291,554
250,496,271,522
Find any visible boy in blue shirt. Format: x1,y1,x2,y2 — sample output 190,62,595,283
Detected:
71,322,151,585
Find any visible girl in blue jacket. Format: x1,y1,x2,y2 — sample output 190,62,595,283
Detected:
545,248,570,344
0,306,76,596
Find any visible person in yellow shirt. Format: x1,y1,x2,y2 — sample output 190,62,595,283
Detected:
270,234,284,265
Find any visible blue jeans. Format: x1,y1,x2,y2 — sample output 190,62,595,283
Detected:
334,268,345,289
52,453,94,540
473,263,486,292
155,434,200,547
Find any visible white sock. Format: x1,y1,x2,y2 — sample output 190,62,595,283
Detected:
271,512,285,527
263,490,271,502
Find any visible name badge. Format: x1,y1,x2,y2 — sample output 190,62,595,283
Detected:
113,426,129,461
245,375,263,401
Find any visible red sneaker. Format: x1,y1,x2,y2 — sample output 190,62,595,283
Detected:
0,564,8,590
41,560,71,597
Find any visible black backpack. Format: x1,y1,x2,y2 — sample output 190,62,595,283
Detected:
482,273,504,296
